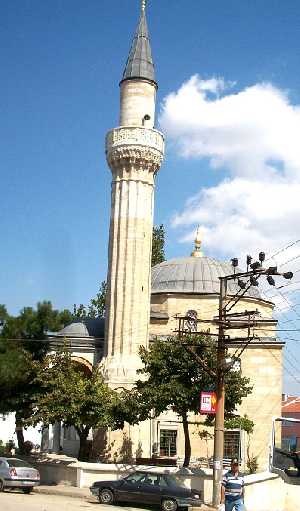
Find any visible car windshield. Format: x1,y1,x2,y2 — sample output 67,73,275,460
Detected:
7,459,33,468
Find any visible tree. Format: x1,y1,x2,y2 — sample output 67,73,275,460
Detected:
29,350,123,460
0,302,73,452
124,336,252,467
74,281,107,319
152,224,165,267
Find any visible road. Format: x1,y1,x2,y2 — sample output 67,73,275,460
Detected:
0,491,149,511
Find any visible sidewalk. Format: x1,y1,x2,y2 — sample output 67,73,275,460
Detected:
34,484,90,500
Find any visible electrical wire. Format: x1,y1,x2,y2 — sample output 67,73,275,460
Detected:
256,337,300,385
278,254,300,268
266,239,300,262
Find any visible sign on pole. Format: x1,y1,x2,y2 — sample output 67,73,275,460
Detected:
200,391,217,414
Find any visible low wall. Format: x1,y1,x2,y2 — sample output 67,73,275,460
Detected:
29,457,298,510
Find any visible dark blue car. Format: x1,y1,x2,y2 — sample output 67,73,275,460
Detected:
90,470,202,511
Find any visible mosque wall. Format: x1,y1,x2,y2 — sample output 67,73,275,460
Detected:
148,293,281,471
235,344,283,470
150,293,275,338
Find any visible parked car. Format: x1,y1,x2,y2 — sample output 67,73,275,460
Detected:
0,457,40,493
90,470,202,511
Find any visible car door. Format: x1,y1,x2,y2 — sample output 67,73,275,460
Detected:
115,472,144,503
135,473,162,505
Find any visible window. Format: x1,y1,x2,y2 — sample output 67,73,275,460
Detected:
140,473,160,486
160,429,177,457
224,430,241,460
7,459,33,468
124,472,145,484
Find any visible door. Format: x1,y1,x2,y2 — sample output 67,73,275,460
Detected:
136,473,162,505
115,472,145,503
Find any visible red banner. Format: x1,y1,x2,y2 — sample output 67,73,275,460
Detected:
200,391,217,414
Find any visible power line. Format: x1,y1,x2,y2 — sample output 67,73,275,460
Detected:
280,337,300,342
278,254,300,268
257,337,300,385
263,280,300,294
266,239,300,262
254,328,300,332
285,345,300,372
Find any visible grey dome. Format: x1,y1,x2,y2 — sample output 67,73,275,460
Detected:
151,256,261,299
56,318,105,338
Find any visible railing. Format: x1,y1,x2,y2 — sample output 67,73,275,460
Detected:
106,126,165,155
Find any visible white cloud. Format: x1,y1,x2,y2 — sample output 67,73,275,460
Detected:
160,75,300,180
159,75,300,262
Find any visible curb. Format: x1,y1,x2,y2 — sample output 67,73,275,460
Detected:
34,486,90,500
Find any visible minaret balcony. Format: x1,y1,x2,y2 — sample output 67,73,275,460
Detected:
105,126,165,175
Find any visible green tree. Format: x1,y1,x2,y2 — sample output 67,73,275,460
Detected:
152,224,165,267
74,281,107,319
0,302,73,452
29,350,123,461
124,336,252,467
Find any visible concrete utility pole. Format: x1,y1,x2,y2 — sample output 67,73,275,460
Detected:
211,253,294,507
212,277,227,506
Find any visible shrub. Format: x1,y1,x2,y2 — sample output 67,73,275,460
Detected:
247,455,258,474
23,440,34,455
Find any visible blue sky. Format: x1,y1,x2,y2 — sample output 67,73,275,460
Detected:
1,1,300,392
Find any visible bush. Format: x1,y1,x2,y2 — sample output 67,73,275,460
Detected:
23,440,34,455
247,455,258,474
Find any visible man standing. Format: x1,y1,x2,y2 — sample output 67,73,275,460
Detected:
220,458,245,511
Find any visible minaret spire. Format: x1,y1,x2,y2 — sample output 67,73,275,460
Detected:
121,0,155,85
191,226,204,257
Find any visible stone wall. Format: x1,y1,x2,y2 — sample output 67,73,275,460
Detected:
149,292,282,472
32,458,299,511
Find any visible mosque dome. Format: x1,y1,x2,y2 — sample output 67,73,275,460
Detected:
151,229,264,299
151,255,261,300
56,318,105,338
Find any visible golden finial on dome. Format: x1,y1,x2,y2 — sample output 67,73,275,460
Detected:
141,0,147,13
191,226,203,257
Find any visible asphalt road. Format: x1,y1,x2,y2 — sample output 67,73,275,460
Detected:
0,491,149,511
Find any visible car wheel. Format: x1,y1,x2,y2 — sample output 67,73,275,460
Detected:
161,498,178,511
22,487,33,494
98,488,114,504
0,480,4,492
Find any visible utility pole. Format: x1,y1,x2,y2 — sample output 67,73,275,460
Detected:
211,252,294,507
175,251,294,508
212,277,227,506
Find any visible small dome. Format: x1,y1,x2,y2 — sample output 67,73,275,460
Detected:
57,318,105,338
151,256,261,299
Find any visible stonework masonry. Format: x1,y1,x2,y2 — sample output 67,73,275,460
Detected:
120,79,157,127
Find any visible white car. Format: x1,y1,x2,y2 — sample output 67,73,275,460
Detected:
0,457,40,493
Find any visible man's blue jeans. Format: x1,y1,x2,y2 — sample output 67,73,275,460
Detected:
225,498,245,511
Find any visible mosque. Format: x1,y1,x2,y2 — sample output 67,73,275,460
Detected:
45,1,283,471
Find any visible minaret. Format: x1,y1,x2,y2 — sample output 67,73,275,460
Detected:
103,1,164,385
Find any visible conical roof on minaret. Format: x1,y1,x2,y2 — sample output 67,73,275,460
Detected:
122,2,156,84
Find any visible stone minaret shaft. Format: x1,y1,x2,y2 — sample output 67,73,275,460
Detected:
104,4,164,384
